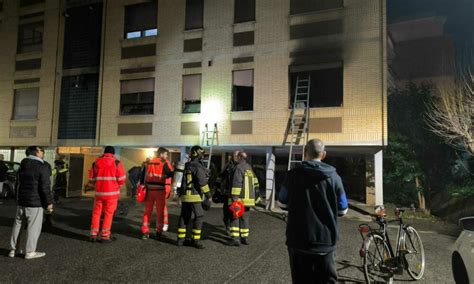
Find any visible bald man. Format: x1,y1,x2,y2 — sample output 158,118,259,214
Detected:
279,139,348,283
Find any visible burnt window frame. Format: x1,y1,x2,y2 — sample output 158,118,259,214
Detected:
123,2,158,39
232,69,254,112
185,0,204,30
17,21,43,53
119,78,155,116
182,74,202,114
234,0,256,24
289,64,344,108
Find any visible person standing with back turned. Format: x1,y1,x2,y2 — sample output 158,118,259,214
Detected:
278,139,348,283
89,146,126,243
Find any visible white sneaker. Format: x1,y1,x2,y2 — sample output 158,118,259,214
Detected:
25,252,46,259
162,224,168,232
8,249,23,258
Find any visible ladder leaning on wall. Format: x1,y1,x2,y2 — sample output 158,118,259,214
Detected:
283,74,311,171
201,123,218,169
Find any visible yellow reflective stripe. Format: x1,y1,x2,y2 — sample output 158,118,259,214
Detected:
192,229,201,234
231,233,240,237
95,190,121,196
58,169,68,173
178,228,186,233
244,176,249,201
240,229,249,233
180,194,203,202
231,187,241,195
242,198,255,206
192,235,201,240
241,233,249,237
178,234,186,238
201,184,210,193
253,177,259,187
230,227,239,232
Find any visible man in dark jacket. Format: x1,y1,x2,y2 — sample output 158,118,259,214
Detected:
9,146,54,259
278,139,348,283
219,150,240,234
176,145,211,249
0,154,8,198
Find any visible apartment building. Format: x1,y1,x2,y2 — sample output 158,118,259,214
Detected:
0,0,388,206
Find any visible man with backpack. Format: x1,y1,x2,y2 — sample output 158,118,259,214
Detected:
176,146,212,249
140,147,173,240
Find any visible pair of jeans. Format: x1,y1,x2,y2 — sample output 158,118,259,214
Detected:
288,248,337,284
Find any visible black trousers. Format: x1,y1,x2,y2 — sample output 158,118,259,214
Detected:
222,196,233,228
178,202,204,240
288,248,337,284
230,207,250,240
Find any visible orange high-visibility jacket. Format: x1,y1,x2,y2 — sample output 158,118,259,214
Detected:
91,153,126,200
145,158,173,191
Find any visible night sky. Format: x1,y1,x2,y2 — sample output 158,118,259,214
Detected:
388,0,473,51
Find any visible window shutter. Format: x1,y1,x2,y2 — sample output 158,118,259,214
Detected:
124,2,157,33
120,78,154,94
13,88,39,120
183,74,201,101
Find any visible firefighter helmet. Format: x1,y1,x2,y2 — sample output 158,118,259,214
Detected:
190,145,204,158
229,200,245,218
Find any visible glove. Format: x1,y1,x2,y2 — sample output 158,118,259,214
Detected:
202,198,211,211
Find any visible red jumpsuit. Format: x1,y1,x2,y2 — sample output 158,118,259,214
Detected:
141,158,173,234
89,153,126,240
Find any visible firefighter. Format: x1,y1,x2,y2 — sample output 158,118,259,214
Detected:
228,151,259,246
220,150,240,234
89,146,126,243
176,145,211,249
141,147,173,240
52,156,68,204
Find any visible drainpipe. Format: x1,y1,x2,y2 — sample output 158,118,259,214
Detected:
50,0,62,149
96,0,108,147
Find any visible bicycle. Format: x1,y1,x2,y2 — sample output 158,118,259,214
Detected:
358,206,425,283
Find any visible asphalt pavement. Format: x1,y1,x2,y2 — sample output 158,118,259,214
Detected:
0,198,459,283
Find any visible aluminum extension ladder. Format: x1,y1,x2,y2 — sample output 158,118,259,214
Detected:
284,74,311,170
201,123,218,169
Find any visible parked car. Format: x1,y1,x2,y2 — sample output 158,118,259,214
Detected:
452,216,474,284
0,161,20,199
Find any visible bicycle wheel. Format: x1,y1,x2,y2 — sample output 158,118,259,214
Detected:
363,233,394,283
403,226,425,280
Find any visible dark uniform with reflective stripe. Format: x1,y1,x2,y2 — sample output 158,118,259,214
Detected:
220,160,237,231
230,159,259,244
177,158,210,247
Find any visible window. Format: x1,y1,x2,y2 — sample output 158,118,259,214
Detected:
182,74,201,113
13,88,39,120
290,0,343,15
232,69,254,111
17,21,43,53
289,66,343,108
19,0,44,7
124,2,158,39
185,0,204,30
120,79,154,115
234,0,255,23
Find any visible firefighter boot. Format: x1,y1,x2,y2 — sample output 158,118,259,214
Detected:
241,238,249,245
191,240,205,249
177,238,193,247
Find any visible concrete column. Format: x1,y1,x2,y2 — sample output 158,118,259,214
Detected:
265,147,276,210
374,150,384,205
179,146,187,162
366,150,384,206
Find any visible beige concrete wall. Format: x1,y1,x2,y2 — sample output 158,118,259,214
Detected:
0,0,62,147
0,0,388,149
